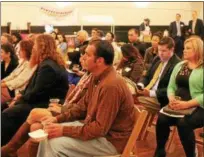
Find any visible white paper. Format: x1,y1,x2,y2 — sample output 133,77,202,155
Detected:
28,129,48,139
125,67,131,72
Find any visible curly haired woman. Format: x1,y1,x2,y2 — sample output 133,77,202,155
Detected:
1,34,69,150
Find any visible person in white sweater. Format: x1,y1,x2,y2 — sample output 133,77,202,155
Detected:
1,39,37,105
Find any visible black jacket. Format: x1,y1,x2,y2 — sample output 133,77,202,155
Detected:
188,19,204,39
19,58,68,107
1,58,18,80
169,21,186,38
132,41,147,58
139,54,181,107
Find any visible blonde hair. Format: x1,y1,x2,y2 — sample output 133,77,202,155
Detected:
77,30,89,41
30,34,66,68
184,36,203,67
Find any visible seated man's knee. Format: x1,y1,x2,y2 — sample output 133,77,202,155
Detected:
27,108,52,124
49,137,74,152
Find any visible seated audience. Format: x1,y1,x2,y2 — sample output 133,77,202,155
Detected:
144,32,162,73
1,43,19,80
117,44,144,84
137,37,181,110
97,29,104,39
54,28,59,34
1,33,13,45
154,36,204,157
1,45,92,157
68,45,88,85
1,34,69,146
31,40,135,157
57,33,68,60
1,40,37,106
11,32,22,58
50,31,59,46
128,28,147,57
51,31,57,40
91,27,98,39
105,32,122,66
26,33,37,42
67,30,89,85
68,30,89,68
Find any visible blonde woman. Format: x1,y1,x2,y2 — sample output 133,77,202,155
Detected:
155,36,204,157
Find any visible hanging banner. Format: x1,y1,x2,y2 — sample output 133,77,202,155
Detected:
40,7,73,17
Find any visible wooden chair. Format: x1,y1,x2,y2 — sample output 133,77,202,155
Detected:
94,106,148,157
166,127,204,154
139,107,179,153
140,107,159,141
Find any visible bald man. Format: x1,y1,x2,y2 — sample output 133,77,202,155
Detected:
77,30,89,46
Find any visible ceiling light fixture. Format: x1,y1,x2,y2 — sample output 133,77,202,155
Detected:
55,2,72,8
134,2,150,8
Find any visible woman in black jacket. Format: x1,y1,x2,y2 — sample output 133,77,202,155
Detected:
1,43,19,80
1,34,69,146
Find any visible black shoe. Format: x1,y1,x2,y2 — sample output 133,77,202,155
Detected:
154,149,166,157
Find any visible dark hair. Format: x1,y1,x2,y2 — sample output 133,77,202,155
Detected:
128,28,139,35
152,31,162,40
51,31,57,40
89,39,114,65
1,43,18,61
97,30,104,38
92,28,98,32
19,40,34,60
144,18,150,24
11,32,22,43
158,37,175,49
79,45,88,55
121,44,143,62
106,32,115,39
57,33,66,42
117,44,143,70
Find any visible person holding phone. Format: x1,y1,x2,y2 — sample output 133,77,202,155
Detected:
137,37,180,110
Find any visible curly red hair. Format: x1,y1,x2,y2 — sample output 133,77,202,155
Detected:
30,34,66,68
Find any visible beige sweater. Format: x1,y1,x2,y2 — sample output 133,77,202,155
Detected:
4,60,37,95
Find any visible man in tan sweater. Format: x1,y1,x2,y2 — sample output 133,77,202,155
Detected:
37,39,136,157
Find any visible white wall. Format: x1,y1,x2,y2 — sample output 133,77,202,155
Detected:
1,2,203,29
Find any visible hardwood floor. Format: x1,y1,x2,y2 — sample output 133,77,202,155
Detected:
17,128,204,157
134,128,204,157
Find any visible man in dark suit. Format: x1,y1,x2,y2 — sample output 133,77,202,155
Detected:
188,10,204,39
137,37,181,110
139,18,150,32
169,13,186,58
128,28,147,58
